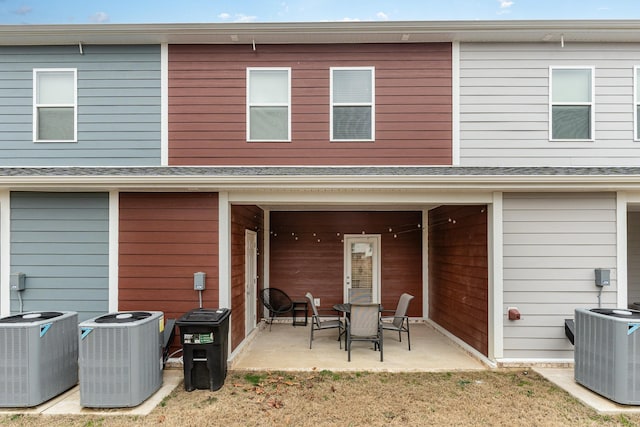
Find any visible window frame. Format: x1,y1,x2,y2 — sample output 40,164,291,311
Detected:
330,66,375,142
635,66,640,142
548,66,595,142
246,67,291,142
33,68,78,143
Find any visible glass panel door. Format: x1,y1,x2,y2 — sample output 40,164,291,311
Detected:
344,235,380,303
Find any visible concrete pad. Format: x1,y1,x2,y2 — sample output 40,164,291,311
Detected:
535,367,640,415
230,321,487,372
0,369,182,416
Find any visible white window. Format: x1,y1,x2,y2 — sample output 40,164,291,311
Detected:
246,68,290,142
331,67,375,141
549,67,594,141
635,66,640,141
33,69,77,142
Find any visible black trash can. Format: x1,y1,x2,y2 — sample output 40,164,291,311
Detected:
176,308,231,391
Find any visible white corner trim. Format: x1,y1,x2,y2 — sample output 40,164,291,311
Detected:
161,43,169,166
219,192,231,309
108,191,119,311
422,209,429,318
489,192,504,360
617,192,628,308
452,41,460,166
0,191,9,316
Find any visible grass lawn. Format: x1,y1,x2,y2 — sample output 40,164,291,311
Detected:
2,369,640,426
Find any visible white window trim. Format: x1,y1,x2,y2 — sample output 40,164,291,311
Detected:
635,66,640,142
330,66,375,142
32,68,78,143
548,66,595,142
246,67,291,142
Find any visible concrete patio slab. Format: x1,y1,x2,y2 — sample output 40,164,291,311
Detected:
535,367,640,415
0,369,182,416
230,320,488,372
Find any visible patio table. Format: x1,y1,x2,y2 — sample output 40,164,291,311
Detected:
333,303,384,314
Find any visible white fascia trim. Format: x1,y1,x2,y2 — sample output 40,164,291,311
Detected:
161,43,169,166
229,190,491,205
0,191,9,316
108,190,119,311
452,41,460,166
8,173,640,191
617,191,628,308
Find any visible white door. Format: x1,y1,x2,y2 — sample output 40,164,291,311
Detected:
245,230,258,336
344,235,380,303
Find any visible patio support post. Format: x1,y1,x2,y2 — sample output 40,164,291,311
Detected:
489,192,504,360
219,192,231,309
617,191,627,308
0,190,9,316
108,190,119,312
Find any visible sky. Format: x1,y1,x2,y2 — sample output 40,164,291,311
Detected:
0,0,639,25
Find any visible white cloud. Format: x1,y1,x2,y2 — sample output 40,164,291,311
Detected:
376,11,389,21
234,14,257,23
13,5,32,15
341,17,361,22
89,11,110,23
218,12,231,20
499,0,513,8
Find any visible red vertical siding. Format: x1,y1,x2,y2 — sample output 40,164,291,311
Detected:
269,211,422,316
230,205,264,351
119,193,219,332
169,43,452,166
428,205,488,356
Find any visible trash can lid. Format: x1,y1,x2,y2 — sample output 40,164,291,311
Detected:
0,311,64,323
177,308,230,325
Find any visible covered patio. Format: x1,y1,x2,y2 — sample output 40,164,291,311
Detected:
229,320,488,372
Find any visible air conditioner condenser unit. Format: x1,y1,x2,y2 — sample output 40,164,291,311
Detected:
0,311,78,407
79,311,164,408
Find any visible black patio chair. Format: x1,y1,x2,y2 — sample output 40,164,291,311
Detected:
259,287,294,331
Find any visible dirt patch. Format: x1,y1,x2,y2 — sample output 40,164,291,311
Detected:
2,369,639,426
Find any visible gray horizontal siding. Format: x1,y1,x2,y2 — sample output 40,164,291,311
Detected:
460,43,640,167
0,45,161,166
10,192,109,321
502,192,617,359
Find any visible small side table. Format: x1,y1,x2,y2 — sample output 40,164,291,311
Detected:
292,300,308,327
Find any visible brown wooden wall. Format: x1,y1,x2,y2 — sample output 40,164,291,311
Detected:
169,43,452,166
428,205,488,356
230,205,264,351
270,211,422,316
119,193,219,347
